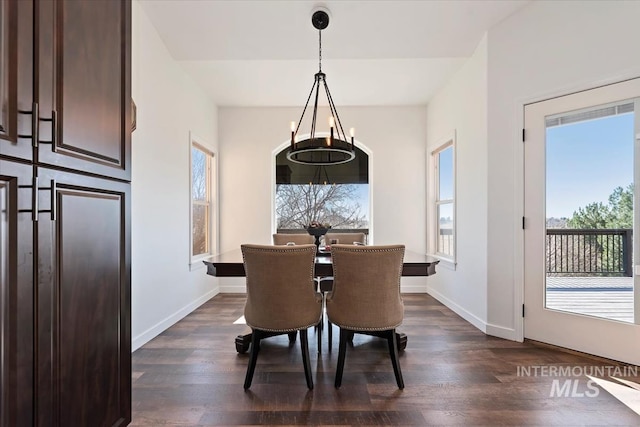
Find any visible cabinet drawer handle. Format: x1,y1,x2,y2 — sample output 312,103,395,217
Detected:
17,178,57,222
33,103,39,148
37,180,57,221
33,177,39,221
50,179,57,221
38,110,57,147
17,103,39,146
17,176,40,221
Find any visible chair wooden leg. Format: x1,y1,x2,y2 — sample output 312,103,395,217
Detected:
386,329,404,389
244,329,262,390
347,330,355,345
328,319,333,352
288,331,297,343
299,329,314,389
335,328,349,388
316,318,322,354
319,290,326,354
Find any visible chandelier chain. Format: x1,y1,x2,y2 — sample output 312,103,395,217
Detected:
318,30,322,72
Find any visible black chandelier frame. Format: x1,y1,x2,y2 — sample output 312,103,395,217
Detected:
286,10,356,166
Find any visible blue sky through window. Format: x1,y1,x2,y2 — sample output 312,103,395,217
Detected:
439,146,454,201
353,184,369,215
545,113,634,219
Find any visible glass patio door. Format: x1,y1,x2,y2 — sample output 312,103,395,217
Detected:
524,78,640,365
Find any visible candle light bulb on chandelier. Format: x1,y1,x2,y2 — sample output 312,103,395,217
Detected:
329,116,334,142
290,121,296,150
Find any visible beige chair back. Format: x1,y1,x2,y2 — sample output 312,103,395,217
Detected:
324,232,366,245
326,244,405,330
272,233,315,245
241,244,321,332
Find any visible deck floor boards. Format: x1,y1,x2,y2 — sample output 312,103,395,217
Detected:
546,276,634,322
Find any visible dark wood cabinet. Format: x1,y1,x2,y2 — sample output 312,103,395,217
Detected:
0,0,34,162
0,1,131,426
36,0,131,181
35,167,131,427
0,158,35,427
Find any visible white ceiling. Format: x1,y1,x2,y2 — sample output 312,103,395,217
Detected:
139,0,531,106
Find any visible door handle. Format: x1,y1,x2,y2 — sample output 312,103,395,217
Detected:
17,102,39,147
17,103,57,148
38,110,57,147
17,178,57,221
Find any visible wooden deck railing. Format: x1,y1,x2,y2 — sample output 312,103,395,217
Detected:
546,228,633,276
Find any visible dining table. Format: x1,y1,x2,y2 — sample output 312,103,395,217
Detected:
203,248,439,353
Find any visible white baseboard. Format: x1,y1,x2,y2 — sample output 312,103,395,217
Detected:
400,285,428,293
400,276,427,294
218,277,246,293
132,287,219,351
219,284,247,293
427,286,487,333
427,286,519,341
486,323,519,341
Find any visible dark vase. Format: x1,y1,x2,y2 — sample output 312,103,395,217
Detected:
306,227,330,246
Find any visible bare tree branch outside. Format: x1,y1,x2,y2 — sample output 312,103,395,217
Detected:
192,147,209,256
276,184,368,229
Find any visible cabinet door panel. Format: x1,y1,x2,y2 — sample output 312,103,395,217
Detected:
0,0,34,161
37,0,131,181
36,167,130,427
0,159,34,427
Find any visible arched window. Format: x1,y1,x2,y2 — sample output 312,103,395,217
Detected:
275,145,370,237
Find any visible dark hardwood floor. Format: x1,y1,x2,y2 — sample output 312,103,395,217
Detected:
131,294,640,426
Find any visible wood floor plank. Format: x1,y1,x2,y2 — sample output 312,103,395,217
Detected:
131,293,640,426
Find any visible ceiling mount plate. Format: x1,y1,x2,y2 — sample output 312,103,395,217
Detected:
311,9,329,30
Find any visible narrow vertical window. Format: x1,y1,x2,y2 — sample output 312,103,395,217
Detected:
432,137,455,262
191,138,215,263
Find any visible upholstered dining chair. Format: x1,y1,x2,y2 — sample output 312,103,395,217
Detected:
273,233,331,353
326,244,405,389
317,232,366,352
241,244,322,389
272,233,315,245
272,232,325,352
323,232,366,246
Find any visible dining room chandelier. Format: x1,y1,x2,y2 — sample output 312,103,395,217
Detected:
287,9,356,166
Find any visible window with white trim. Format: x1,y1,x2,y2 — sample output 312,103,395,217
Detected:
431,136,455,263
274,144,370,235
190,138,216,264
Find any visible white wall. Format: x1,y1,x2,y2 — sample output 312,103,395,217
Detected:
218,106,429,292
486,0,640,339
131,1,219,351
425,36,488,331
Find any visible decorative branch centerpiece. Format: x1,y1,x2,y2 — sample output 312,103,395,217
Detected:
306,221,331,246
